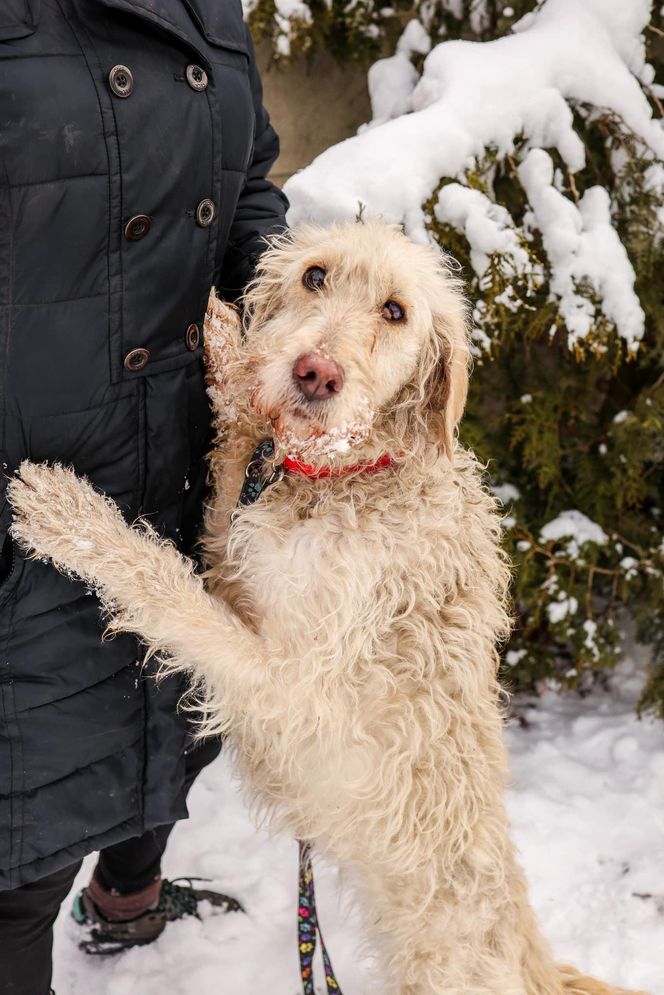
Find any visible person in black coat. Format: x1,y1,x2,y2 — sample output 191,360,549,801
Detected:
0,1,288,992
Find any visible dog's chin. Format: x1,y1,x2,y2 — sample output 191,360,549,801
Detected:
269,409,375,463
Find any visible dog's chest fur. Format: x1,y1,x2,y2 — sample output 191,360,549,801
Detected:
216,457,495,665
224,483,393,657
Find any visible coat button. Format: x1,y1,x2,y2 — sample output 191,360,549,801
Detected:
186,64,208,91
109,65,134,98
185,323,200,351
124,214,151,241
195,199,215,227
124,348,150,371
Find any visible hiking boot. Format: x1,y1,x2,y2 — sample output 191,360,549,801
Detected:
72,877,243,955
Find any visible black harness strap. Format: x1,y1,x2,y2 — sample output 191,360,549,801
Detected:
236,441,344,995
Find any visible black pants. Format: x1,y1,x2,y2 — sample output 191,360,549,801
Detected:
0,736,221,995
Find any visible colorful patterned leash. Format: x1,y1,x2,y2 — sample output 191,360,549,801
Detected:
298,841,342,994
236,444,343,994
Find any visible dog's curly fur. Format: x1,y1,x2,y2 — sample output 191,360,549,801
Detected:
8,222,646,995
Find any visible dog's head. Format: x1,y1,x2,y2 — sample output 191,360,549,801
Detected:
240,221,470,464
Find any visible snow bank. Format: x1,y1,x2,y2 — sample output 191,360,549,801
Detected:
285,0,660,350
505,663,664,995
52,665,664,994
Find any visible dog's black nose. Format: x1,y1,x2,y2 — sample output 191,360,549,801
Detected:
293,352,344,401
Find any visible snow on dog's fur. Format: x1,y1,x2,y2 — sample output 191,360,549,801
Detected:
8,222,645,995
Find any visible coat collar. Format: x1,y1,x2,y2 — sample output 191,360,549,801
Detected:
181,0,248,52
0,0,249,54
94,0,249,56
0,0,41,41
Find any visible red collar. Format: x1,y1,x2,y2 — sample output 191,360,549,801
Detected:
282,453,395,479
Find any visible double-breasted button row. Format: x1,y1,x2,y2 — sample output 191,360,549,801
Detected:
123,203,214,239
109,64,209,97
122,203,213,242
123,324,200,371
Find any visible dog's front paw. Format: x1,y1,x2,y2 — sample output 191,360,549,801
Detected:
7,461,125,580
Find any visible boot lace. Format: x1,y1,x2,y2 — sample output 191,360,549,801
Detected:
156,877,203,918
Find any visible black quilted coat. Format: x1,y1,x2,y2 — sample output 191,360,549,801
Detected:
0,0,287,889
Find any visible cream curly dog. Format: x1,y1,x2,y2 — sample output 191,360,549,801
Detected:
8,222,644,995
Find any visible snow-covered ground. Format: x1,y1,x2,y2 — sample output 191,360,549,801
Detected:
52,664,663,995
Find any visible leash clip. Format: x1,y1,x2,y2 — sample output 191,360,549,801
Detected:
235,439,282,512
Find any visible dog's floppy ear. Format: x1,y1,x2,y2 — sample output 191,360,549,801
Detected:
204,290,243,428
421,283,470,459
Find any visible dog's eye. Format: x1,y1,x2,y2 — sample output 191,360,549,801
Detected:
382,300,405,322
303,266,326,291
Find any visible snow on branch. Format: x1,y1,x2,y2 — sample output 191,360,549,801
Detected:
285,0,662,352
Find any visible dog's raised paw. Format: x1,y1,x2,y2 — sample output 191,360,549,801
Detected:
7,461,123,575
